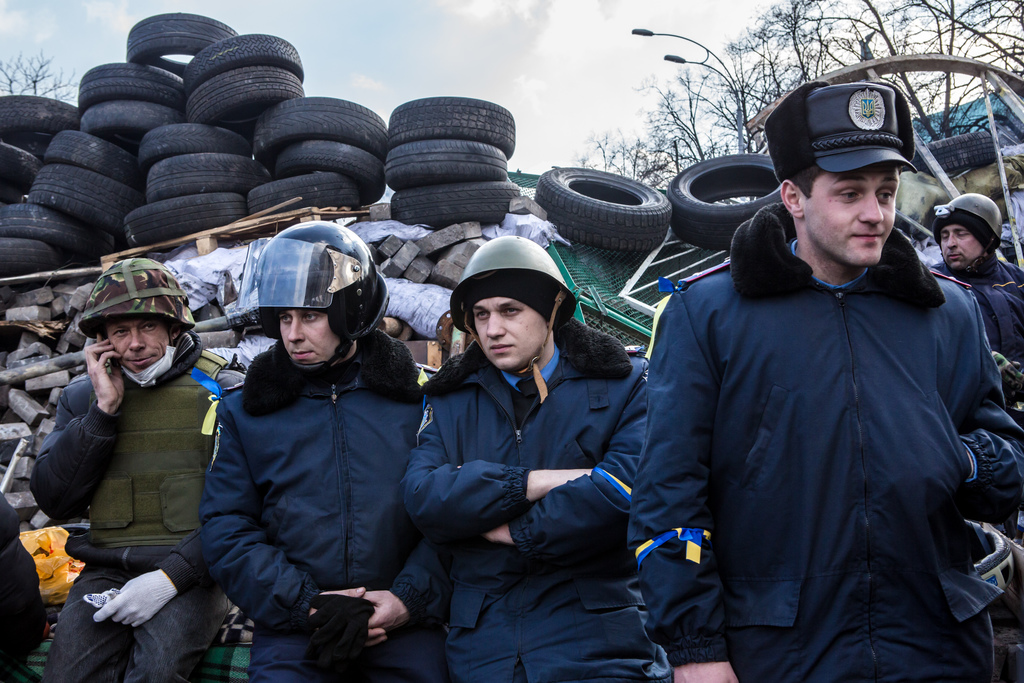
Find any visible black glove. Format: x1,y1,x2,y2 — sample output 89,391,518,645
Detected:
305,594,376,673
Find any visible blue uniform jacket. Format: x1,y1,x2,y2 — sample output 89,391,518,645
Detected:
630,203,1024,682
200,331,451,633
935,256,1024,365
403,319,671,683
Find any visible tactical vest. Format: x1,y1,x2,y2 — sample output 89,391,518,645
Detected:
89,351,227,548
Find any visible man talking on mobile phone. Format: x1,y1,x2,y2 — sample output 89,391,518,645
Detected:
31,258,243,683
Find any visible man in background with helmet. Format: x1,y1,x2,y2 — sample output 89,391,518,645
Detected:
402,235,671,683
630,82,1024,683
31,258,242,683
200,222,451,682
934,193,1024,420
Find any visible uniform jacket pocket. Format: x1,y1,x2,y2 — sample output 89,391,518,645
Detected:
939,566,1002,622
741,384,790,490
449,589,487,629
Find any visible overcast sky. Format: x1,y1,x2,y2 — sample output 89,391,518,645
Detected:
0,0,769,175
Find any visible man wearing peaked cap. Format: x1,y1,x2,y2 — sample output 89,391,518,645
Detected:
31,258,244,683
402,235,671,682
630,81,1024,682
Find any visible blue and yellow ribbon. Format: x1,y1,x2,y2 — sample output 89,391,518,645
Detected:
593,466,632,502
636,527,711,568
191,368,222,436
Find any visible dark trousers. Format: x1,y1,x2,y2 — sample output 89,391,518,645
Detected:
41,564,228,683
249,623,450,683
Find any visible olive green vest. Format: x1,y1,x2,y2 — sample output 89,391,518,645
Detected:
89,351,227,548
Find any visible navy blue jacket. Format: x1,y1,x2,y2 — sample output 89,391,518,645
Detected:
935,255,1024,365
0,495,46,655
403,320,671,683
200,331,451,633
630,204,1024,682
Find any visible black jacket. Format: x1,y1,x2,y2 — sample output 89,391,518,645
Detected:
630,204,1024,682
0,494,46,655
30,332,243,591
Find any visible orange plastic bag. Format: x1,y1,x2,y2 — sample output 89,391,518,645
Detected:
19,527,85,606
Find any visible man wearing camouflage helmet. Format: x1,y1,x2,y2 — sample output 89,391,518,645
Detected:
31,258,243,683
629,82,1024,682
402,235,671,683
933,193,1024,422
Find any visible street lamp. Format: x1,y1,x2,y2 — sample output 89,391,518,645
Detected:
633,28,746,152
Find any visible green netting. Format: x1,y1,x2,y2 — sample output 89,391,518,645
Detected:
549,238,729,346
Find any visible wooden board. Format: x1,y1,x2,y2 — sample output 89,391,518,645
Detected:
101,205,370,268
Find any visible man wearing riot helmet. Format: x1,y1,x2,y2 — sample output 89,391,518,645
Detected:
934,193,1024,417
402,235,671,683
32,258,242,683
200,221,451,681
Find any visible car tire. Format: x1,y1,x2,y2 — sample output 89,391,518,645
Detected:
184,34,303,95
145,152,270,203
126,13,238,77
78,63,186,112
246,172,360,214
274,140,384,206
79,99,186,154
44,130,144,190
388,97,515,159
253,96,388,166
536,167,671,252
667,154,781,252
185,65,304,139
385,139,507,191
391,180,520,229
124,192,248,246
0,203,114,257
28,163,145,235
137,123,251,175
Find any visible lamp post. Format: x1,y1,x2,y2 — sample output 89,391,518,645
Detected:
633,28,746,153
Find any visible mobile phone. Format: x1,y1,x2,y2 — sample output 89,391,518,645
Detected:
96,334,119,375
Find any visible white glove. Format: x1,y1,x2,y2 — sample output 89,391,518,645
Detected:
93,570,178,627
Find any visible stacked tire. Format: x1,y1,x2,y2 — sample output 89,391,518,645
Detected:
184,33,305,140
125,124,262,246
0,129,147,276
250,97,386,214
387,97,521,229
77,62,187,155
0,95,80,161
535,168,671,252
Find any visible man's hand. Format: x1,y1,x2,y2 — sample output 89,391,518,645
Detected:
363,590,410,647
674,662,739,683
482,523,514,545
92,570,178,628
525,469,592,502
85,339,124,415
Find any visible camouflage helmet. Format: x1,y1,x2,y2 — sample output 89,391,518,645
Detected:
79,258,195,338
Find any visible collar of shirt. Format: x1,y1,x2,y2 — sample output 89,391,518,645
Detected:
790,239,868,290
501,345,560,391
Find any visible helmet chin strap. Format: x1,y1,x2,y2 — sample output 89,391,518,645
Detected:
466,291,567,404
289,339,355,376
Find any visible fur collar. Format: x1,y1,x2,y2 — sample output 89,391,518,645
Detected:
242,329,422,416
424,318,633,396
729,202,945,308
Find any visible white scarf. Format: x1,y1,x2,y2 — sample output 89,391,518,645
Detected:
122,346,176,388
